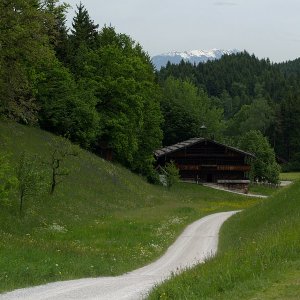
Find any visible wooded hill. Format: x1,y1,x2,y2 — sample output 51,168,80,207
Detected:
157,52,300,171
1,1,299,182
0,0,162,181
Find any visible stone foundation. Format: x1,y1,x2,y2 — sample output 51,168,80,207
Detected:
217,180,250,194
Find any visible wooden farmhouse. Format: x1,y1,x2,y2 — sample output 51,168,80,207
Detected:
155,138,255,192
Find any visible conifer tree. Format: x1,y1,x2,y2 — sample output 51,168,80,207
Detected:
43,0,70,63
70,2,99,50
68,3,99,77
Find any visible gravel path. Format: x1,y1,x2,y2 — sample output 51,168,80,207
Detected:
0,211,239,300
280,180,293,187
202,183,268,198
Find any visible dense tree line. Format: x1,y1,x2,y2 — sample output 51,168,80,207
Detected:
157,52,300,171
0,1,162,180
1,1,298,184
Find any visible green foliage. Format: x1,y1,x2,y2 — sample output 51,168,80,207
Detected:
227,96,275,136
70,2,99,50
277,57,300,76
0,0,56,123
16,152,45,215
3,0,300,179
165,161,180,189
280,95,300,162
282,154,300,172
1,2,161,178
238,130,280,184
67,3,99,78
161,77,224,145
88,26,163,175
157,52,300,166
43,0,70,63
37,62,100,148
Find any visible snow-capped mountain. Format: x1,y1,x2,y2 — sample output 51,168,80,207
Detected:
152,48,240,70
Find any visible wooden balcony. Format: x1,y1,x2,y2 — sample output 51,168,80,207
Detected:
177,164,250,172
217,165,251,171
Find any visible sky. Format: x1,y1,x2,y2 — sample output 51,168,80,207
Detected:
63,0,300,62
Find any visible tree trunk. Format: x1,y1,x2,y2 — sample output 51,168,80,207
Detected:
50,170,56,195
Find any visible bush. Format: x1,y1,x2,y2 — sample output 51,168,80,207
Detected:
165,161,180,189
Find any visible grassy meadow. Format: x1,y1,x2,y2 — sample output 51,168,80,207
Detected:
0,121,259,293
248,184,280,196
148,179,300,299
280,172,300,181
249,171,300,196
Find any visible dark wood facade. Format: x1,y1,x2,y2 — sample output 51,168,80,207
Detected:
155,138,254,191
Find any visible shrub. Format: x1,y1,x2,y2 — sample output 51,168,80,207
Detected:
165,161,180,189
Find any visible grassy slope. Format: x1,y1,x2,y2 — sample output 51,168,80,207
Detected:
248,172,300,196
249,172,300,196
148,181,300,299
0,121,259,293
280,172,300,181
248,184,280,196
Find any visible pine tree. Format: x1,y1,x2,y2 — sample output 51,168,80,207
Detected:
68,3,99,77
43,0,70,63
70,2,99,50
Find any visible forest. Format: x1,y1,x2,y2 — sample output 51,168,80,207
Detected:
1,0,300,184
158,53,300,173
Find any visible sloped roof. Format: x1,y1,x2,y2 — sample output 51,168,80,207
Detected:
154,137,255,158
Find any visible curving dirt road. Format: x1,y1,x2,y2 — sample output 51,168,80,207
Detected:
0,211,239,300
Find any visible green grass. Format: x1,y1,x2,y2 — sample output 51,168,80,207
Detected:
148,179,300,299
0,121,259,293
249,260,300,300
248,183,280,196
280,172,300,181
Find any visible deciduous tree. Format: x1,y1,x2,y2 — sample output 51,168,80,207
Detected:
238,130,280,184
0,151,16,206
165,161,180,189
16,152,44,215
48,137,80,195
0,0,55,123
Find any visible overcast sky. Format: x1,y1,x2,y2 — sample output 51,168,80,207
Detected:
63,0,300,62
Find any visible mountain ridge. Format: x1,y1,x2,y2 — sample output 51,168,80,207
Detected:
152,48,240,70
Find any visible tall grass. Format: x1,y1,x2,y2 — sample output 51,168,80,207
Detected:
279,172,300,181
148,181,300,299
0,121,259,292
248,183,280,196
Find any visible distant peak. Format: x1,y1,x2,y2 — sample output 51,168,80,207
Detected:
152,48,240,70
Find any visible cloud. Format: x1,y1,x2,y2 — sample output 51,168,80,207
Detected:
214,1,238,6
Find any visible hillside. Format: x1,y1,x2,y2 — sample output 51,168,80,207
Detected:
148,179,300,299
0,121,258,293
157,52,300,167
